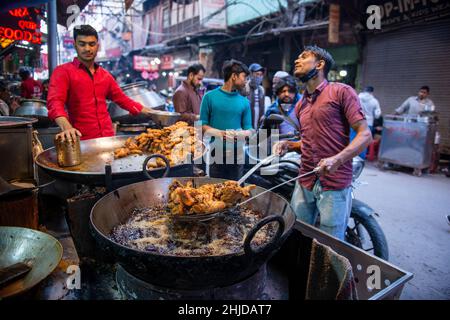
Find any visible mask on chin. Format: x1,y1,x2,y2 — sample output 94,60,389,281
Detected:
250,76,263,88
298,67,318,83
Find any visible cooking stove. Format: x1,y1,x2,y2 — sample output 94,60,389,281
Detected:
69,258,288,300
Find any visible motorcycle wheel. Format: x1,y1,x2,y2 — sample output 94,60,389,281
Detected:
346,211,389,261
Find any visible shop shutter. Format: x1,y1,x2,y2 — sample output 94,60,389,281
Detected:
361,18,450,153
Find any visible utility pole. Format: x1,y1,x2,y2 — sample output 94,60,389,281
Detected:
281,0,297,72
47,0,58,76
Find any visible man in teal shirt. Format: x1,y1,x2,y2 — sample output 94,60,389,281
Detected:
200,59,254,180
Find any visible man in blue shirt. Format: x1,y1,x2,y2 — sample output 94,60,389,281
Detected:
200,59,253,180
260,75,301,135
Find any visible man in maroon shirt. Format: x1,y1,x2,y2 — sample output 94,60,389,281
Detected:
275,46,372,240
19,68,43,99
173,63,205,124
47,25,152,141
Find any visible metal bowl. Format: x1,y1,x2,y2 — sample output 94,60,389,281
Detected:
0,227,63,298
148,109,181,127
108,82,166,124
13,99,52,128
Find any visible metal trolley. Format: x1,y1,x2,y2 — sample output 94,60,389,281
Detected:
378,114,437,176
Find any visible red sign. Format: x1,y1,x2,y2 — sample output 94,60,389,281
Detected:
160,55,174,70
0,7,42,45
0,27,41,44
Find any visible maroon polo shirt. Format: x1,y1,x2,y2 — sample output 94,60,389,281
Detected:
295,80,366,191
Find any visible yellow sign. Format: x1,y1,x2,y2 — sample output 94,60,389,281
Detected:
0,38,14,48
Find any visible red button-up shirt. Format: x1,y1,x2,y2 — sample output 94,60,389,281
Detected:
295,80,365,191
47,58,143,140
21,77,43,99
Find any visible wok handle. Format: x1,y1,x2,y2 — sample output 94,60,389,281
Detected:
244,214,285,258
142,154,170,180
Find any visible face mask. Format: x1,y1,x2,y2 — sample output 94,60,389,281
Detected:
298,66,319,83
250,76,263,87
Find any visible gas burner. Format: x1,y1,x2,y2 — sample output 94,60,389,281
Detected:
116,263,268,300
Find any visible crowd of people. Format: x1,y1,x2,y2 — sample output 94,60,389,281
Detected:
0,23,439,240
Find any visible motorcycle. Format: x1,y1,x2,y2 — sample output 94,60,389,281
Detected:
244,114,389,260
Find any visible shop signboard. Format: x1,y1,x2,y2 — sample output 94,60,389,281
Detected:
366,0,450,29
199,0,227,29
0,7,43,45
133,55,159,71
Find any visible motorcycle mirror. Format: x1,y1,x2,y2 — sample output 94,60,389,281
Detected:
266,113,285,125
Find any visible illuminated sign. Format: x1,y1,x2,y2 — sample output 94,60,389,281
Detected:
133,56,159,72
0,6,42,46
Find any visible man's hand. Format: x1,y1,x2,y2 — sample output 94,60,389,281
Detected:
140,107,153,114
272,140,301,156
318,155,343,175
272,140,290,156
223,129,236,141
56,128,82,143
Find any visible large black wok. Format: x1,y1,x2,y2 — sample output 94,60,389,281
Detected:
90,177,295,289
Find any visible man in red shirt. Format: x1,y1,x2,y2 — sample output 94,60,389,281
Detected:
47,25,152,141
275,46,372,240
19,67,43,99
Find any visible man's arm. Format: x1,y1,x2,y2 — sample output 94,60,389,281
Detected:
317,86,371,174
318,120,372,174
54,117,81,142
395,98,410,115
107,75,146,115
374,99,382,119
47,67,81,142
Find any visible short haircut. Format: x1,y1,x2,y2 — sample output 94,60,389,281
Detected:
303,45,335,77
18,67,30,80
73,25,98,41
187,63,205,77
420,85,430,93
274,76,298,95
222,59,249,82
364,86,374,93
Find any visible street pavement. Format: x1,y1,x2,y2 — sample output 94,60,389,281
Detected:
356,163,450,300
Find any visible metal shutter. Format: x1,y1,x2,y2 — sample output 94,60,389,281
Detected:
361,18,450,153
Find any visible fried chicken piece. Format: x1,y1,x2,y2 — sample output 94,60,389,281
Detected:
113,121,201,164
114,147,130,158
167,180,256,215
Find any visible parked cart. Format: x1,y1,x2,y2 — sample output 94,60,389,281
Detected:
378,114,438,176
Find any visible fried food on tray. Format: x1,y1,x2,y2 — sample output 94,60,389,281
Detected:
167,180,256,215
113,121,203,168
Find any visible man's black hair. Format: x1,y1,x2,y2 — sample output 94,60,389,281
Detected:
303,45,335,77
364,86,374,93
187,63,205,77
420,85,430,93
274,75,298,95
222,59,249,82
73,25,98,41
18,67,31,80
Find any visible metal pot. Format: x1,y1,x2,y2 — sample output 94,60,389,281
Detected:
148,109,181,127
13,99,53,128
90,177,295,289
108,82,166,124
54,136,82,167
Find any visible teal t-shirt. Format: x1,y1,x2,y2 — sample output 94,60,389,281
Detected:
199,87,252,131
